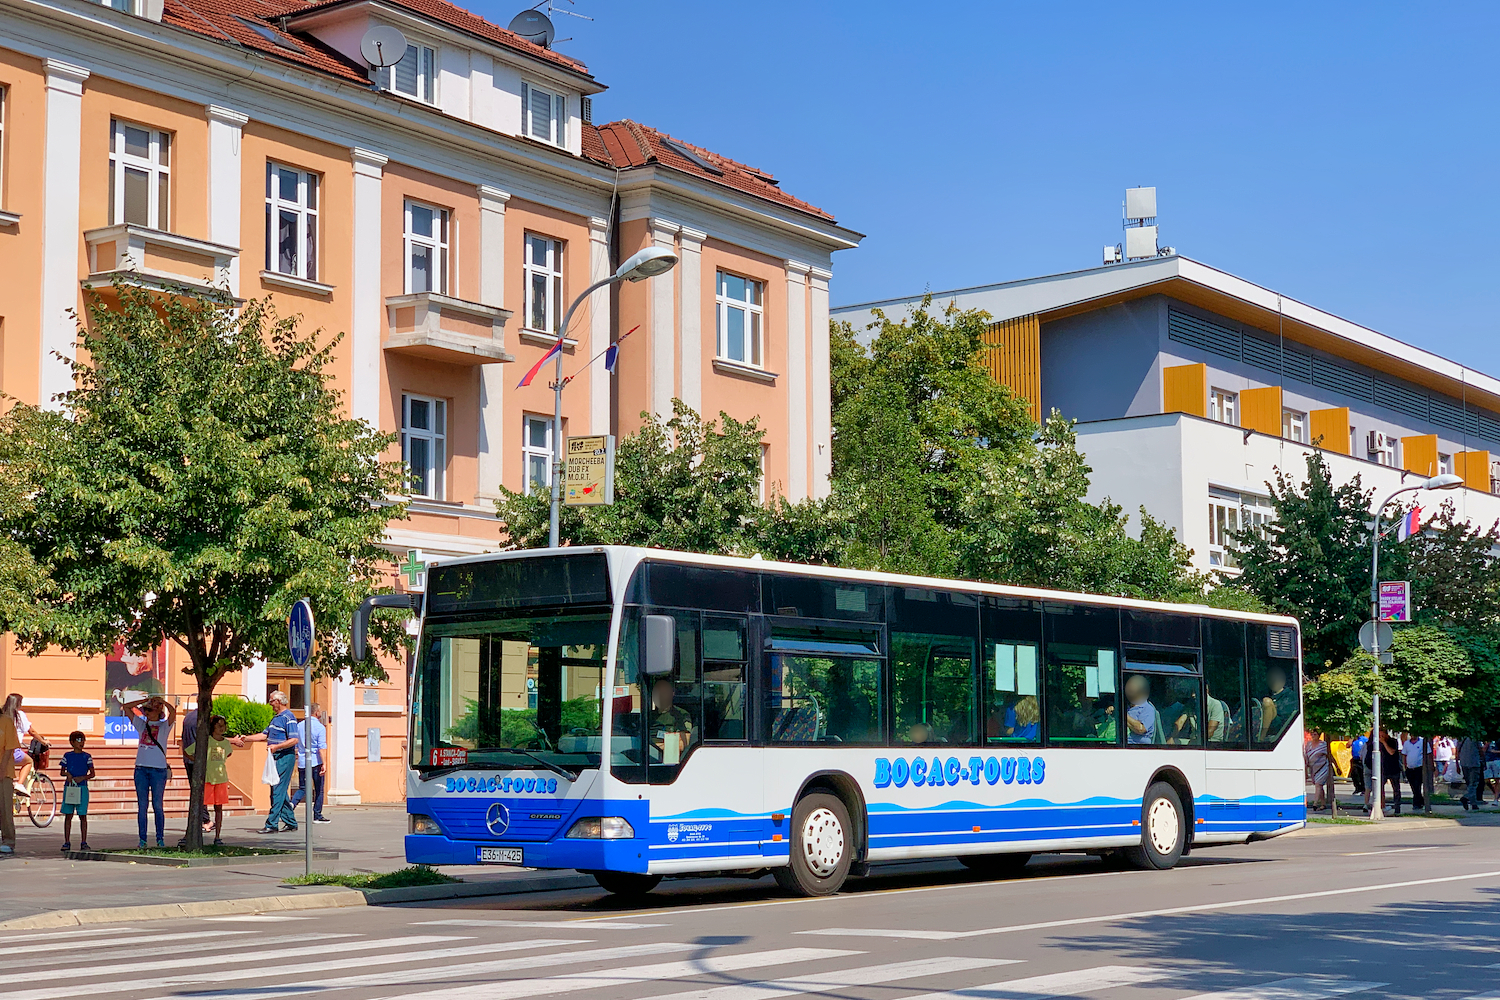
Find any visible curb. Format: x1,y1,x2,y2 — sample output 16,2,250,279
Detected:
1292,816,1470,835
0,890,368,930
67,850,342,867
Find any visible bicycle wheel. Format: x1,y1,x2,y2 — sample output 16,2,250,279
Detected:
28,773,56,828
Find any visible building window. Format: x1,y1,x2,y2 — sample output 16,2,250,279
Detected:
1208,490,1274,570
100,0,137,12
375,44,436,104
1209,388,1237,426
1281,408,1307,443
716,271,764,367
758,444,769,503
1366,431,1395,466
520,82,566,147
404,200,450,295
265,163,319,281
0,87,6,202
401,394,446,498
1439,453,1454,475
523,414,554,494
109,119,171,229
524,234,564,333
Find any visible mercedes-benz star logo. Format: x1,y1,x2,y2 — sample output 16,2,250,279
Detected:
486,802,511,836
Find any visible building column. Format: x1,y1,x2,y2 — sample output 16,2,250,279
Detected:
206,106,248,296
784,261,811,501
677,226,706,417
349,149,388,430
587,216,611,434
327,669,360,805
808,266,833,498
648,219,680,420
241,655,267,702
39,60,89,412
476,185,510,499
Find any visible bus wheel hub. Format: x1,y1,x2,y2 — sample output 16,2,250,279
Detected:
801,807,845,877
1147,798,1179,855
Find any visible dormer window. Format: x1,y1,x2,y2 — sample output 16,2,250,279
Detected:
520,82,566,147
375,43,436,105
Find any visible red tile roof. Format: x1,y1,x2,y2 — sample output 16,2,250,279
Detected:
591,120,832,221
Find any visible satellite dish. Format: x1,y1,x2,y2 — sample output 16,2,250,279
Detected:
360,25,408,67
507,9,555,48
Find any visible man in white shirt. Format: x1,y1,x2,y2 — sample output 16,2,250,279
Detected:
1401,734,1426,810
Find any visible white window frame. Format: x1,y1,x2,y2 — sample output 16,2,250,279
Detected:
1209,388,1238,426
101,0,138,13
520,81,567,147
0,86,6,205
523,234,565,333
716,270,765,367
375,43,437,105
403,200,450,295
523,414,555,494
109,119,171,230
758,443,769,503
401,393,447,499
1439,452,1454,475
1281,407,1307,443
265,162,320,281
1208,491,1274,571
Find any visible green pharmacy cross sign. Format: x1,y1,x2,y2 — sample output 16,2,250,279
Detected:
401,549,426,588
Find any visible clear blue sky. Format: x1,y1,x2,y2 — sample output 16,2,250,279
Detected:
475,2,1500,373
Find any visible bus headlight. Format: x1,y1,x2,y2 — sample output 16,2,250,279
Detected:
566,817,634,839
409,814,444,836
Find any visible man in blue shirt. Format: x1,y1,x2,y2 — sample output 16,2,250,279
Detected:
1124,675,1157,745
291,705,329,823
233,691,300,833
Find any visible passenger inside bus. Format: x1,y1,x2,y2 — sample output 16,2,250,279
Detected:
1124,675,1157,745
1157,677,1202,745
649,679,696,763
1258,665,1297,743
906,722,936,744
987,696,1040,741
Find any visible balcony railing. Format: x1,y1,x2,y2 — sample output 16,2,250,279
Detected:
83,225,237,296
384,292,513,366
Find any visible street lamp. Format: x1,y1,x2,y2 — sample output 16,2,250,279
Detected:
1366,471,1462,821
546,246,679,548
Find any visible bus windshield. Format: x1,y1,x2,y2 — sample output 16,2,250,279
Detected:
412,610,610,774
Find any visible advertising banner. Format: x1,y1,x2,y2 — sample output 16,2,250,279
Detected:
1378,581,1411,623
563,434,615,506
104,642,167,744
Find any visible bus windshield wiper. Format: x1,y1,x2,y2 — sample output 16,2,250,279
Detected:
507,748,573,779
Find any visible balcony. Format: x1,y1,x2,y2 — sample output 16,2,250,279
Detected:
83,225,237,296
384,293,513,366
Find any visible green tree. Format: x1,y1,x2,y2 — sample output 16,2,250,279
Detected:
0,284,409,848
1406,501,1500,634
1303,662,1384,815
496,401,766,553
1231,452,1379,673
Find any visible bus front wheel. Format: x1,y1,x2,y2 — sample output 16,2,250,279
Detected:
773,792,853,897
591,871,662,896
1125,781,1185,870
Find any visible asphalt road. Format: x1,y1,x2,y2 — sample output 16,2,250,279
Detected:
10,824,1498,1000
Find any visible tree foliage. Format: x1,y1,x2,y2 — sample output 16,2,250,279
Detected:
1342,625,1471,738
0,283,409,847
1304,662,1383,740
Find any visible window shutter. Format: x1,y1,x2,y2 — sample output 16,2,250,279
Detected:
520,82,530,135
553,93,566,146
581,96,592,124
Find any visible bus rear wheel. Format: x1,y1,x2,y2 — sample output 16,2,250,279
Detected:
958,852,1032,877
1124,781,1185,870
591,871,662,897
773,792,852,897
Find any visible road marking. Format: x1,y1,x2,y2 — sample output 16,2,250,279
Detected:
130,942,736,1000
368,947,867,1000
1342,846,1441,856
800,927,967,940
0,936,573,1000
415,919,666,929
647,956,1023,1000
0,927,148,945
898,964,1175,999
1458,990,1500,998
0,932,403,984
795,869,1500,939
203,914,313,922
1178,978,1386,999
0,929,240,959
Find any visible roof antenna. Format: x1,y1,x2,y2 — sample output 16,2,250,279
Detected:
511,0,591,48
1104,187,1176,265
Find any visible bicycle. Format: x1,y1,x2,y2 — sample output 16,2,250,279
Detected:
12,746,56,828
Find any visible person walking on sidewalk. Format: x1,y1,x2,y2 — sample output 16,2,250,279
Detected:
201,715,234,846
1401,733,1426,811
0,696,19,855
59,731,95,852
233,691,300,834
128,696,176,849
1377,729,1403,815
1459,735,1485,810
290,705,329,824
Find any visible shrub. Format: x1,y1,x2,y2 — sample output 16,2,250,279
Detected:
211,694,245,722
227,701,275,737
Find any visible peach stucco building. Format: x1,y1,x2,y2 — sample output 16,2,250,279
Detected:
0,0,859,804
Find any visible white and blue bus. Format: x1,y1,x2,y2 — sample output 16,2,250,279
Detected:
362,546,1305,897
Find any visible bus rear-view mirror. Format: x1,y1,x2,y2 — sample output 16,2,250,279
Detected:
643,615,676,675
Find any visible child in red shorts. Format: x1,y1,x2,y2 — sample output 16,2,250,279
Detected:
203,715,234,846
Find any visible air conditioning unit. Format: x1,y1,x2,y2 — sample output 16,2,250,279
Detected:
1367,431,1389,452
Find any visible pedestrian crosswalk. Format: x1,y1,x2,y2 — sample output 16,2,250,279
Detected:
0,920,1407,1000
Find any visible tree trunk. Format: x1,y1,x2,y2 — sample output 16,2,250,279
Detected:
181,670,221,851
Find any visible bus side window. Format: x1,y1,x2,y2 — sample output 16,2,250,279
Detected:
701,617,747,741
987,642,1040,744
890,587,978,746
1202,618,1247,747
1248,624,1299,747
1044,604,1122,744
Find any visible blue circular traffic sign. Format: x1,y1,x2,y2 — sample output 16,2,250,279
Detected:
288,599,316,668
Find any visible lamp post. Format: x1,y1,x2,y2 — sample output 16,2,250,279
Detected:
547,245,678,548
1366,471,1463,821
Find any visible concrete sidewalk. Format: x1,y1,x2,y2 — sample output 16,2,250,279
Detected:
0,803,585,926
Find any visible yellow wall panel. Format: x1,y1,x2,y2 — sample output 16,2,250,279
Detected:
1309,407,1351,454
1401,434,1438,476
1456,450,1490,492
980,315,1042,422
1240,386,1282,436
1162,363,1207,417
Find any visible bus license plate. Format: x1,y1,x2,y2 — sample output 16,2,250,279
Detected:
479,847,523,865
